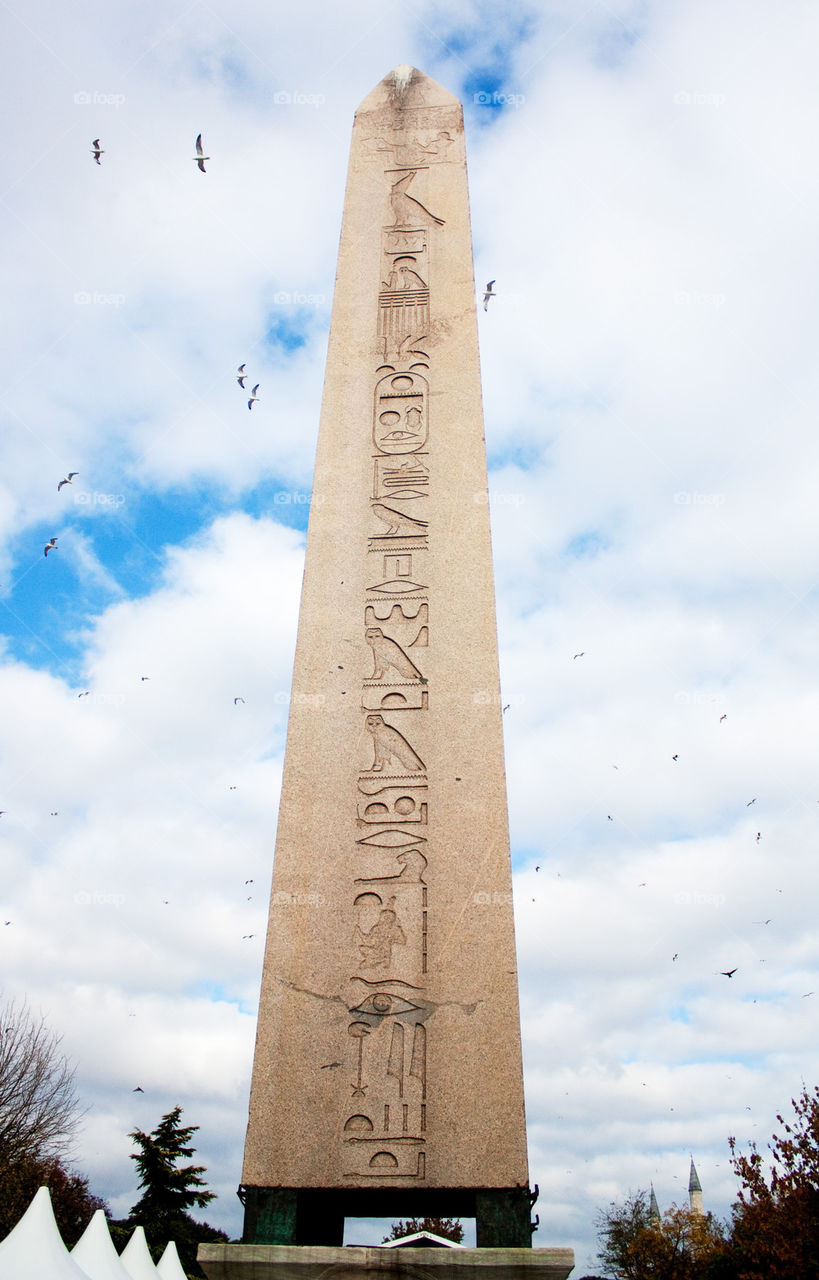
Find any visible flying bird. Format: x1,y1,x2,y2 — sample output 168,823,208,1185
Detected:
237,364,247,388
502,703,510,712
234,696,245,704
248,384,260,410
720,969,738,978
746,798,756,806
44,538,57,556
672,953,678,961
58,472,78,490
78,691,90,698
140,676,150,681
193,134,209,172
672,754,679,761
133,1086,144,1093
91,139,104,164
720,714,727,722
483,280,496,310
756,832,761,842
573,652,584,659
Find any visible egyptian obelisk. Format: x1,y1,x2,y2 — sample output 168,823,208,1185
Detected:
232,68,564,1261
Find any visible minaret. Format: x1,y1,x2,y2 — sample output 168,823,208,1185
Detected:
237,67,538,1250
688,1159,704,1215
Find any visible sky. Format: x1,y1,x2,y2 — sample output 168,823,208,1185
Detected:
1,0,819,1274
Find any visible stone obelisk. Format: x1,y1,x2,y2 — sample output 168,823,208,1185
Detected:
234,67,561,1260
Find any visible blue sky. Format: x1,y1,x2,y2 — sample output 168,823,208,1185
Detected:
2,1,819,1275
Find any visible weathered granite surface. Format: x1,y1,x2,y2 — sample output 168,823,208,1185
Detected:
242,65,530,1218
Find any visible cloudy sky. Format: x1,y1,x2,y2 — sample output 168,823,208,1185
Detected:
2,0,819,1273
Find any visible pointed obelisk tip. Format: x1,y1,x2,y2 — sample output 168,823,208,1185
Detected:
357,65,460,113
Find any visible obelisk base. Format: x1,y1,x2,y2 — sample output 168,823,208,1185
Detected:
198,1244,575,1280
240,1187,538,1248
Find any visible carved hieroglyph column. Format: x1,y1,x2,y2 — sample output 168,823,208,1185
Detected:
241,66,530,1245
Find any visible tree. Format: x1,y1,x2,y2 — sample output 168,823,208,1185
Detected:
0,997,83,1166
728,1084,819,1279
382,1216,464,1243
127,1106,226,1278
596,1190,731,1279
0,1153,108,1244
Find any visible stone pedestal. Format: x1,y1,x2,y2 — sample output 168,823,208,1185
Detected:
198,1245,575,1280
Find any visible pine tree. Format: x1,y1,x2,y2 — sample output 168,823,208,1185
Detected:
126,1106,225,1277
129,1106,214,1223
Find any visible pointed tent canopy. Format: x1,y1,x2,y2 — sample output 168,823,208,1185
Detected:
71,1209,132,1280
119,1227,159,1280
0,1186,90,1280
155,1242,187,1280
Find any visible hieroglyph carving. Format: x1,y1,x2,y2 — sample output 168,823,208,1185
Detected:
342,150,445,1181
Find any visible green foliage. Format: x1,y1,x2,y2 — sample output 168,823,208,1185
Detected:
382,1216,465,1243
126,1106,225,1277
0,1153,108,1245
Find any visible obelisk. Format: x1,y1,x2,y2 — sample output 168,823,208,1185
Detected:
237,66,549,1254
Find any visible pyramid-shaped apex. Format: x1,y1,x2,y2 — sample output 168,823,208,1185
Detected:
120,1226,159,1280
357,66,460,113
156,1241,188,1280
0,1185,90,1279
71,1208,132,1280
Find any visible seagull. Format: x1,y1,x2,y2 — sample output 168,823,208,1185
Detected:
237,364,247,388
672,754,679,761
140,676,150,681
672,953,678,961
502,703,510,712
242,934,255,939
753,919,772,925
607,814,613,821
58,472,78,490
535,866,540,872
133,1085,144,1093
44,538,57,556
193,134,209,172
91,139,104,164
720,714,727,722
248,383,260,410
573,652,585,659
483,280,496,310
234,696,245,704
78,691,90,698
244,879,253,884
756,832,761,842
720,968,738,978
746,798,757,806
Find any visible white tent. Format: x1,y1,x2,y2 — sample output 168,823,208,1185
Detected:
71,1209,132,1280
156,1242,187,1280
119,1227,159,1280
0,1186,91,1280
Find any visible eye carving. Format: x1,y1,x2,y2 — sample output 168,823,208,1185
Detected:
351,993,420,1017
